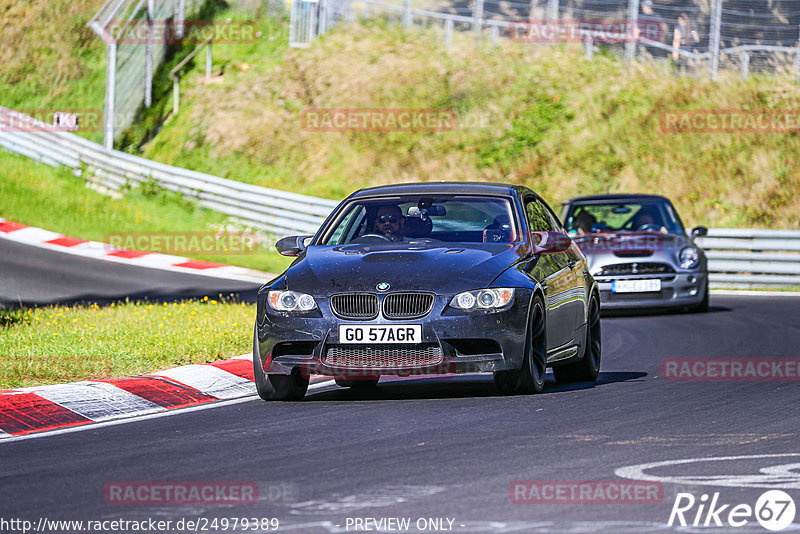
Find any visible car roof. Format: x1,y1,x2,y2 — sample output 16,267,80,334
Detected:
348,181,524,199
562,194,671,205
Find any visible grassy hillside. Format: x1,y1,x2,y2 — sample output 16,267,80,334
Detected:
141,20,800,230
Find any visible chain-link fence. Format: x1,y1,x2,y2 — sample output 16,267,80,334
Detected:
88,0,207,149
292,0,800,79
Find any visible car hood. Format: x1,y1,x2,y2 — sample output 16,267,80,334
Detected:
284,243,524,295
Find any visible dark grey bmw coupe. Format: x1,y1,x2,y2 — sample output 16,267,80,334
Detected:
253,182,600,400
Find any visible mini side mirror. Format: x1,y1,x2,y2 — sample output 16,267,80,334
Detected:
691,226,708,237
275,235,313,256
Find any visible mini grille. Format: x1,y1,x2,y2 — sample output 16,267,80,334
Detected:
323,344,443,369
383,293,435,319
330,294,379,319
599,262,676,276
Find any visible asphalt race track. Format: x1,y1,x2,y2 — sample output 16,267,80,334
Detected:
0,239,262,307
2,293,799,532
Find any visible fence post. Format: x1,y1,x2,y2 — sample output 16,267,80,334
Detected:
145,0,154,108
739,51,749,79
445,18,454,47
709,0,722,80
103,42,117,150
584,35,593,59
173,76,180,115
403,0,412,27
625,0,640,60
490,25,499,46
177,0,185,39
473,0,484,36
547,0,558,21
318,0,328,34
795,24,800,81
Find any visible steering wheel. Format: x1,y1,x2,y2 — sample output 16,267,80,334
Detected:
637,224,661,232
350,233,393,244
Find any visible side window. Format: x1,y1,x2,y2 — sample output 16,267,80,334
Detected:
539,199,565,232
525,198,553,232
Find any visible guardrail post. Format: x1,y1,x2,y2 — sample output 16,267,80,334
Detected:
103,42,117,150
625,0,639,60
709,0,722,80
444,18,453,47
206,42,212,78
402,0,412,27
490,25,499,46
473,0,484,36
173,76,180,115
584,35,594,58
739,51,749,79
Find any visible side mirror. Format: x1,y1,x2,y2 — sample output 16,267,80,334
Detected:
531,231,572,254
275,235,313,256
691,226,708,237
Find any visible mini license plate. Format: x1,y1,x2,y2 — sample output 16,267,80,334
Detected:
338,324,422,344
611,279,662,293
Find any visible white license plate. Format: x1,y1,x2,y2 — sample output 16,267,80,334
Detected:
611,279,662,293
338,324,422,344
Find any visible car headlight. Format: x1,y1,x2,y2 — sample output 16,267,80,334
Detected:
451,288,514,310
679,246,700,269
267,290,317,312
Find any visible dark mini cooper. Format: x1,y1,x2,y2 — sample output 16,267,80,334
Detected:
560,194,708,312
253,182,601,400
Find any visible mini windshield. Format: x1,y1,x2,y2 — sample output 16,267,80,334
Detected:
562,200,684,236
320,196,520,245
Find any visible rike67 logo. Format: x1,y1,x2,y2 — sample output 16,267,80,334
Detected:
669,490,796,531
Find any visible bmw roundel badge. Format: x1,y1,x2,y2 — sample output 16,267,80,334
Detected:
376,282,390,292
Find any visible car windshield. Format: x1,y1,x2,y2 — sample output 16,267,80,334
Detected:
319,195,520,245
562,200,684,236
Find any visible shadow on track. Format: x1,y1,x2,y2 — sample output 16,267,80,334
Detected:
602,304,731,318
305,371,647,402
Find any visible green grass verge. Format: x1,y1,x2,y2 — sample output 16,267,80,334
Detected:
0,298,254,389
0,150,292,274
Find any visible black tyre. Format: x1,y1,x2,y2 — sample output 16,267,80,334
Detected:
553,293,601,383
494,295,547,395
253,328,309,401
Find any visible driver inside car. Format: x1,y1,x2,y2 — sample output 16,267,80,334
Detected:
372,204,407,242
631,208,667,233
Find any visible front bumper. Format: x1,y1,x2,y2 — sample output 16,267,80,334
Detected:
255,289,533,376
595,271,707,309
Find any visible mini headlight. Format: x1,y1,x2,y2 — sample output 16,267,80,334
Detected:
268,290,317,312
451,288,514,311
679,246,700,269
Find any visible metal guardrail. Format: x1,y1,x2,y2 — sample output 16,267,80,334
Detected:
698,229,800,288
0,106,338,237
1,106,798,287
